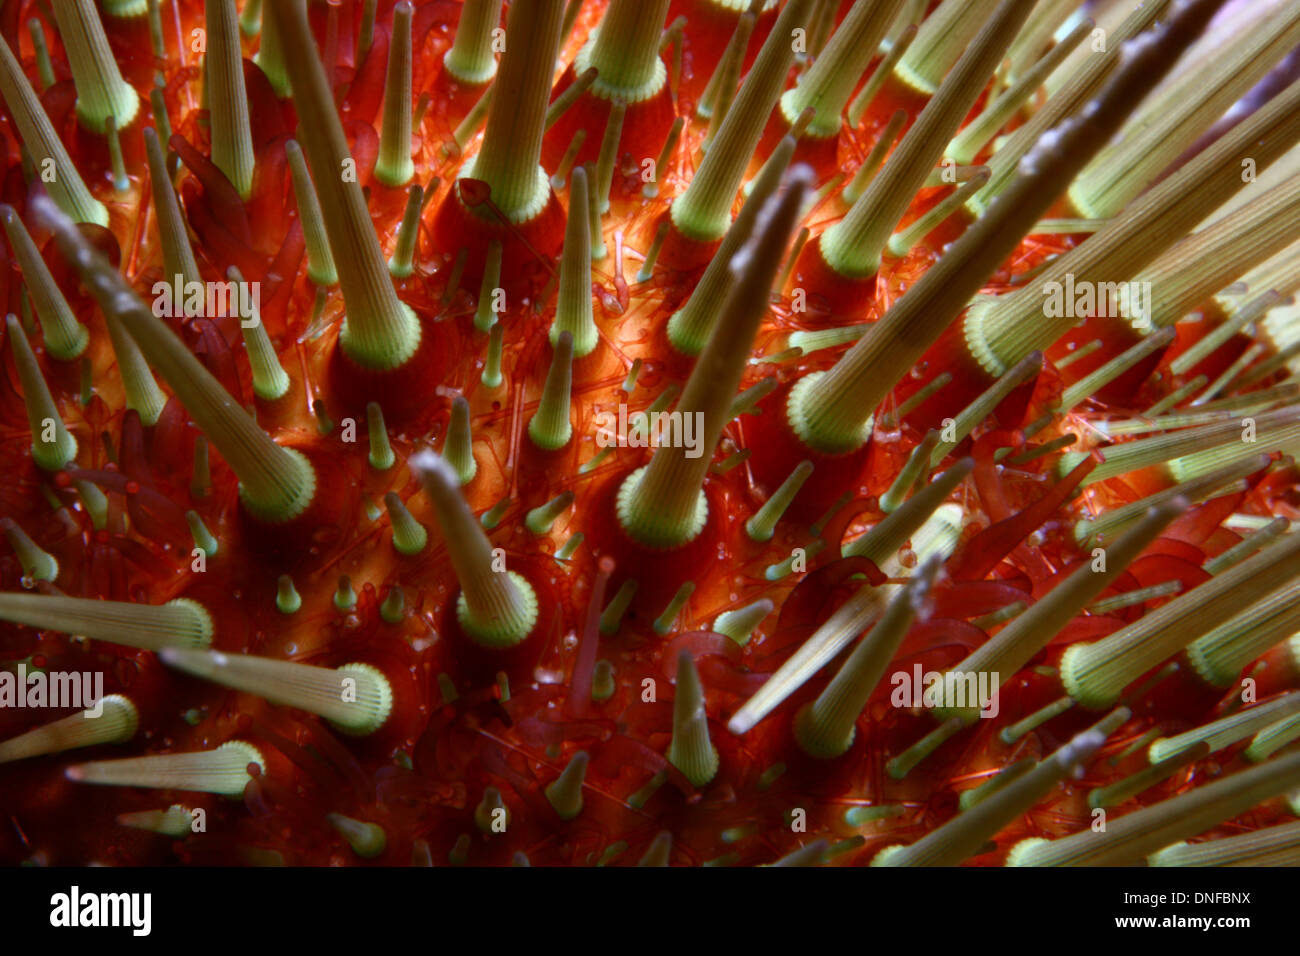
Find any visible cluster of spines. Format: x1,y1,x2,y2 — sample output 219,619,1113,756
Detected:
0,0,1299,867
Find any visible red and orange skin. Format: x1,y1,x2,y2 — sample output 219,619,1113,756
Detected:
1,0,1298,867
324,315,455,423
653,212,723,273
582,467,729,619
667,0,779,104
787,234,881,323
739,378,872,523
867,68,935,135
430,178,567,296
756,108,838,182
541,63,677,175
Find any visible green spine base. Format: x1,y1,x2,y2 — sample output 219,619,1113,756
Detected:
219,740,266,774
665,306,707,356
330,662,394,736
236,447,318,525
444,48,497,86
48,324,90,361
870,844,907,866
550,319,597,358
819,219,883,281
961,297,1013,378
1184,641,1239,689
668,191,726,243
338,300,422,371
456,570,539,649
892,58,938,98
527,413,572,451
166,598,216,648
574,38,667,104
779,89,840,140
1004,837,1051,867
102,0,148,17
374,155,415,190
793,703,854,759
615,465,709,551
785,372,875,456
457,158,552,226
76,83,140,137
667,740,719,788
1058,643,1115,712
31,430,77,472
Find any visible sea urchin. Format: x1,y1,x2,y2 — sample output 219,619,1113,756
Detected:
2,0,1300,871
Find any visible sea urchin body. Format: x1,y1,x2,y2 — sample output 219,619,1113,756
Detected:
2,0,1300,871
